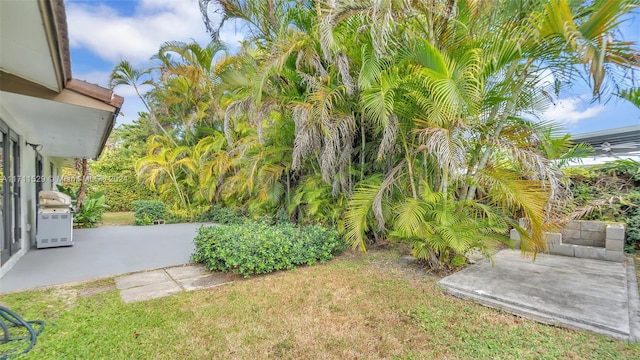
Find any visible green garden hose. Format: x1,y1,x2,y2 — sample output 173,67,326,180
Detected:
0,306,44,359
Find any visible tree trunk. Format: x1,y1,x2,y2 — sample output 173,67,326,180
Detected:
76,158,89,211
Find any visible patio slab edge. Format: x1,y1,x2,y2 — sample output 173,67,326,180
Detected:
437,280,630,340
0,264,196,295
626,255,640,342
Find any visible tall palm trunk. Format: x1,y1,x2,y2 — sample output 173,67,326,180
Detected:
76,158,89,211
464,58,533,201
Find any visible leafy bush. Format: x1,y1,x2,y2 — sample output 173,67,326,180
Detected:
566,161,640,252
55,184,78,201
164,205,214,224
194,205,246,224
74,191,109,228
55,185,107,228
191,221,346,277
88,175,160,212
621,192,640,251
600,159,640,182
132,200,166,225
87,132,162,211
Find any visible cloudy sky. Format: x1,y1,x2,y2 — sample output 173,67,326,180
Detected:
65,0,640,134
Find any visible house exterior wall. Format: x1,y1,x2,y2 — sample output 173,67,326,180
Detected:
0,104,61,278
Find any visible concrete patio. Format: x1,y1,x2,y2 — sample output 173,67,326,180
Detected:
0,223,210,293
114,264,238,303
438,249,640,341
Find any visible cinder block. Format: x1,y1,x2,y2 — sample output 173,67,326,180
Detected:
580,221,606,232
544,232,562,245
564,221,581,230
604,250,624,262
606,224,626,240
574,246,606,260
580,230,606,242
548,243,575,257
563,237,592,246
605,237,624,252
561,229,581,241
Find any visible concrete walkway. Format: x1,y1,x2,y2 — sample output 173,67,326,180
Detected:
115,264,238,303
0,223,211,293
438,249,640,341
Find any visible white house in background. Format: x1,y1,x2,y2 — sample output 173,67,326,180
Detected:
571,125,640,166
0,0,122,277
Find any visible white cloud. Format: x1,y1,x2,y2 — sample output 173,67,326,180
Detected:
66,0,245,125
541,95,606,125
66,0,243,65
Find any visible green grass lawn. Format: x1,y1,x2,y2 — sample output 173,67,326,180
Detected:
100,211,135,226
1,251,638,359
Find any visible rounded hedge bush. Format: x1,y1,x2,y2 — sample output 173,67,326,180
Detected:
191,221,346,277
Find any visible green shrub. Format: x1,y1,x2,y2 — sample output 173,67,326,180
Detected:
191,221,346,277
566,163,640,253
193,205,247,224
90,175,160,212
600,159,640,182
164,206,210,224
621,192,640,251
132,200,166,225
74,191,109,228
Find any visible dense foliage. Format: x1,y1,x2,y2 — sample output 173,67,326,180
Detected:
89,151,160,211
198,205,247,224
131,200,166,225
192,222,346,276
566,160,640,252
109,0,639,268
56,185,108,228
73,191,109,228
62,117,162,212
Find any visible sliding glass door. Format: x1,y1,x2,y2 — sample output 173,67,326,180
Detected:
0,120,21,264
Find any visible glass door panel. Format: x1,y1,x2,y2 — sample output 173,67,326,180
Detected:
0,130,6,263
10,136,20,253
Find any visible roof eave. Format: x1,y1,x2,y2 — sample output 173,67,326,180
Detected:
38,0,72,92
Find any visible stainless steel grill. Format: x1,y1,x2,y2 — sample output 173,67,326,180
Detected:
36,191,73,249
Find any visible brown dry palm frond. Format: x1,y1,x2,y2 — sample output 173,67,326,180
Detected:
291,103,321,171
377,114,398,161
477,166,553,255
417,126,467,180
565,195,637,222
223,98,254,147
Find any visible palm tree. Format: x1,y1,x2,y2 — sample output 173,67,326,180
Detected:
114,0,640,268
109,61,177,146
155,40,228,134
136,135,196,209
334,0,639,260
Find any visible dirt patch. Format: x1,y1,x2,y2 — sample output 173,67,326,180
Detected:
78,285,116,298
363,248,439,281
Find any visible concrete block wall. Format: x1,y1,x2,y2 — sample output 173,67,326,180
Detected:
561,220,606,247
510,220,626,262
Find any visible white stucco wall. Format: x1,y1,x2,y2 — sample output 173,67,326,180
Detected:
0,104,60,277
